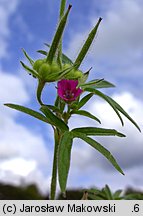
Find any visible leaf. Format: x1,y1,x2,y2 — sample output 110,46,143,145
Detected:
88,188,107,200
4,104,50,124
71,110,101,124
85,88,141,132
109,96,141,132
46,5,72,64
90,79,115,88
45,105,62,114
103,185,113,200
78,93,93,109
44,43,50,48
85,87,124,126
54,96,60,107
62,53,73,65
79,79,104,89
20,61,40,79
22,48,34,66
58,64,77,79
113,190,122,199
40,106,69,131
82,79,115,89
58,131,73,193
37,49,73,65
73,132,124,175
72,127,125,137
37,50,48,56
78,69,91,86
81,79,115,89
74,17,102,69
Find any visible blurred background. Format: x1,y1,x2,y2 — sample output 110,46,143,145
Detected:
0,0,143,198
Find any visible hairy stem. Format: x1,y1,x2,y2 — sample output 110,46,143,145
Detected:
36,80,45,105
50,128,60,200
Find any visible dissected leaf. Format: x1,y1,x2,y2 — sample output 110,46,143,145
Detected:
20,61,40,78
62,53,73,65
81,79,115,89
4,104,50,124
71,110,101,124
85,87,124,126
79,79,104,89
78,93,93,109
40,106,69,131
38,42,73,65
90,79,115,88
72,132,124,175
85,88,141,132
72,127,125,137
46,105,62,114
22,48,34,66
78,69,91,86
37,50,48,56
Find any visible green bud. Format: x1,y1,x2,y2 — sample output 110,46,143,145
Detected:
51,62,60,73
38,61,61,82
39,63,51,79
33,59,45,72
63,64,83,79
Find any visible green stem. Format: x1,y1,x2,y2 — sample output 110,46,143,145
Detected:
37,80,45,105
50,128,60,200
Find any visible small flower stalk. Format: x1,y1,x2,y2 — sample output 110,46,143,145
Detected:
5,0,141,200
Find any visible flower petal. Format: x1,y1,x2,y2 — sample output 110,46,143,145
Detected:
73,88,83,99
57,79,82,102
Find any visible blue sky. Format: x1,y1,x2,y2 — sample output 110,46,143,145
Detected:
0,0,143,195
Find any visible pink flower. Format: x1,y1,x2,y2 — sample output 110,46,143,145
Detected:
57,79,83,101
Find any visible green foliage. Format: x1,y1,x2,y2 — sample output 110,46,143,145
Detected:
37,48,73,65
5,0,141,200
88,185,123,200
79,79,115,89
72,127,125,137
87,185,143,200
22,48,34,66
85,88,141,131
78,93,93,109
58,131,73,194
72,132,124,175
20,61,40,78
70,110,101,124
46,5,72,64
40,106,69,131
74,17,102,69
4,104,50,124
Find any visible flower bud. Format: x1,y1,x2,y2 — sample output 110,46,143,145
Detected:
33,59,46,72
33,59,61,82
63,64,83,79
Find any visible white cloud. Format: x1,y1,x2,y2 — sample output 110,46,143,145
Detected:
68,91,143,190
0,158,50,194
0,69,51,193
67,0,143,62
66,0,143,95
